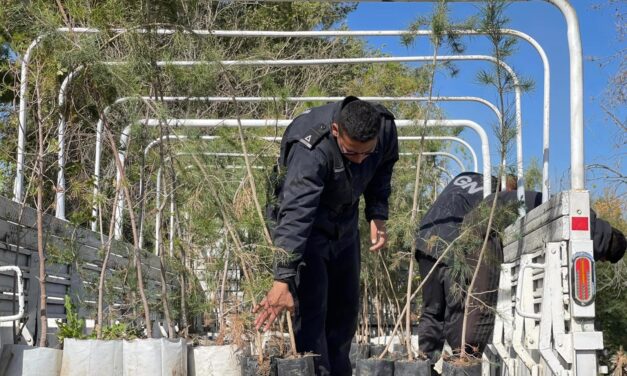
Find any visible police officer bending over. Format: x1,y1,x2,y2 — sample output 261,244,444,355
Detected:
415,175,626,364
254,96,399,375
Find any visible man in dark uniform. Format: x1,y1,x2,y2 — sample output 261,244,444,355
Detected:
254,96,399,375
457,190,626,356
414,172,499,360
416,183,626,361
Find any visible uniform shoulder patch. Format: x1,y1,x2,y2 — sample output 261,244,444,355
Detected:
298,123,329,149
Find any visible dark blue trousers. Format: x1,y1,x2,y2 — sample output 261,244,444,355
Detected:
293,229,361,376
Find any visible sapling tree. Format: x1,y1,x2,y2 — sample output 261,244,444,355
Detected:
382,0,471,359
457,0,533,361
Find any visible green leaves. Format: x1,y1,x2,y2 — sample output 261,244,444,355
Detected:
56,295,86,343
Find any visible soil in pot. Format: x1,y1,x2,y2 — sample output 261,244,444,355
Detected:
368,344,386,358
355,358,394,376
241,355,278,376
442,360,481,376
276,354,325,376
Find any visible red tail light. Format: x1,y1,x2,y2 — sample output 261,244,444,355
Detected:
572,253,595,305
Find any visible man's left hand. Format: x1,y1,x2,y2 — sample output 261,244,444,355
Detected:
369,219,387,252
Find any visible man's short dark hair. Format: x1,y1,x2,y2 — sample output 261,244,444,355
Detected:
337,100,381,142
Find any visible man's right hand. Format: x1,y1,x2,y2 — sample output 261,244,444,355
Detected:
253,281,295,331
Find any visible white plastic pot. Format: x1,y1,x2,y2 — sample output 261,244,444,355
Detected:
122,338,187,376
60,339,123,376
188,344,241,376
2,345,63,376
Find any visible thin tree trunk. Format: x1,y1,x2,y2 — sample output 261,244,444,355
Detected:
189,154,263,362
159,255,174,338
102,119,152,337
96,186,121,339
405,153,423,359
379,224,475,359
286,312,297,356
461,23,510,357
460,187,500,358
399,38,441,360
219,245,231,335
375,278,383,340
34,80,47,347
221,71,272,245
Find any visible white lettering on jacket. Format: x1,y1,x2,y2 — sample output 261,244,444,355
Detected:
453,175,483,194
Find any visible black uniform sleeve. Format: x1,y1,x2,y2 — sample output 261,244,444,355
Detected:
364,122,399,221
591,209,626,263
272,143,328,280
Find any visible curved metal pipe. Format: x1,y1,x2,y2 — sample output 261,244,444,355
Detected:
111,118,490,239
87,95,493,225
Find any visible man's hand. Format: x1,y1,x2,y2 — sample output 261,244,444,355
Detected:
369,219,387,252
253,281,295,332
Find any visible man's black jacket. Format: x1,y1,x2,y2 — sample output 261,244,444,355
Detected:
415,172,491,262
269,97,399,281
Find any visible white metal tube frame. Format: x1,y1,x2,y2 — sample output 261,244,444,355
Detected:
42,30,539,217
142,134,478,172
72,59,515,219
152,149,460,255
88,95,490,228
22,26,549,206
84,53,522,223
0,266,26,323
111,118,490,239
16,1,583,220
223,0,582,190
136,133,473,246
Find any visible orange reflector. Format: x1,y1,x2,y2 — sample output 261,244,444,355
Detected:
572,254,595,305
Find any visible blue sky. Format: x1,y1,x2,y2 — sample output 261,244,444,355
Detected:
345,1,624,196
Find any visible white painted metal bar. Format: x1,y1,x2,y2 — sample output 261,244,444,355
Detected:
49,38,532,219
72,56,518,219
0,266,25,323
151,149,458,254
15,11,577,211
142,134,477,170
111,118,490,239
87,95,492,226
95,123,479,231
411,152,465,172
135,118,491,180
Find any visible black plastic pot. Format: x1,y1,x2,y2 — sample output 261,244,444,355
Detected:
442,361,481,376
390,344,409,360
356,358,394,376
394,359,432,376
241,355,278,376
350,343,370,368
276,354,323,376
368,345,386,358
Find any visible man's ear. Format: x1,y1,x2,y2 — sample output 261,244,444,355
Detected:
331,122,339,138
